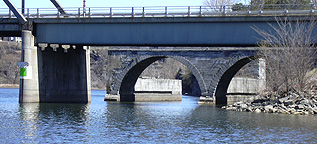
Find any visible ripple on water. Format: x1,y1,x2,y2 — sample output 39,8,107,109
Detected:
0,90,316,143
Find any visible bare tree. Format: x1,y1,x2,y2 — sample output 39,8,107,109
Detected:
253,17,316,96
203,0,239,12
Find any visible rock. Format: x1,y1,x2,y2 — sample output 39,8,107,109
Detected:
223,91,317,115
262,102,269,106
252,99,266,104
281,104,287,109
295,104,305,110
235,101,244,105
313,108,317,114
294,111,304,115
290,108,296,114
283,111,290,114
251,102,261,106
254,108,262,113
226,107,237,111
289,92,299,99
246,107,254,112
240,104,248,109
299,98,310,105
264,105,274,113
309,109,315,114
272,108,278,113
289,105,296,108
279,96,289,103
277,108,287,114
283,100,294,106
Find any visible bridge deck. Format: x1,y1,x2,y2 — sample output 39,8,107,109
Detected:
0,4,315,45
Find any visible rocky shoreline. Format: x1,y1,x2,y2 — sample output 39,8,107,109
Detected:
222,92,317,115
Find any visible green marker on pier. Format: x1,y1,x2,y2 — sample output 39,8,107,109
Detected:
20,67,27,77
17,62,29,78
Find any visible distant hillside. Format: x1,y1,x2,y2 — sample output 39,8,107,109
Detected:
0,41,21,85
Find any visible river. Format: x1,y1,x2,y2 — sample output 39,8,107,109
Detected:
0,88,316,143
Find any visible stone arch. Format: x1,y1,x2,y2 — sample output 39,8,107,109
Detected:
172,56,207,95
214,56,258,105
110,55,206,101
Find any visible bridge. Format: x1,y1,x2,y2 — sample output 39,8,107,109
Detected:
105,47,264,105
0,0,316,105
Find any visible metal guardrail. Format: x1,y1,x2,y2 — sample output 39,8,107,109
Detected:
0,4,315,18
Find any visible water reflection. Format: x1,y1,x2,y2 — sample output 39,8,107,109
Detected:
19,103,90,143
103,99,317,143
1,89,316,143
19,103,39,143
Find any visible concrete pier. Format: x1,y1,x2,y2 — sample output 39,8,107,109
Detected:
134,78,182,101
19,30,40,102
18,30,91,103
199,77,263,105
105,78,182,102
37,45,91,103
226,77,264,105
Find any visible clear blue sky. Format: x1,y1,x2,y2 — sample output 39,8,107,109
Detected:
0,0,208,9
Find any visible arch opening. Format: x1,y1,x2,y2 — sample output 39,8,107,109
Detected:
214,56,258,105
118,56,203,102
119,56,166,101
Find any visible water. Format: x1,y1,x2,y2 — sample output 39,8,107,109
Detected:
0,88,316,143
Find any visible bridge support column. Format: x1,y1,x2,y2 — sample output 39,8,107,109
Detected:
19,30,40,102
37,45,91,103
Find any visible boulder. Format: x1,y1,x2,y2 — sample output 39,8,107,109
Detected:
313,107,317,114
280,104,287,109
254,108,262,113
283,100,294,106
264,105,274,113
272,108,278,113
289,93,299,99
279,96,289,103
294,111,304,115
299,98,311,105
240,104,248,109
289,104,296,108
227,107,237,111
246,107,254,112
235,101,244,105
295,104,305,110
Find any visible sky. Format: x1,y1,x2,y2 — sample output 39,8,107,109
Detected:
0,0,208,9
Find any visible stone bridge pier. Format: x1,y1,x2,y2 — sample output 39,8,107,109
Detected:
107,47,260,105
19,30,91,103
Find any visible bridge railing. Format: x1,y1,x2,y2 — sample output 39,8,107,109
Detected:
0,4,315,18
